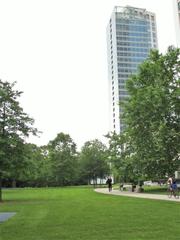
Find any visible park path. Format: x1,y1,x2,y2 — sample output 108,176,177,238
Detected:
95,188,180,202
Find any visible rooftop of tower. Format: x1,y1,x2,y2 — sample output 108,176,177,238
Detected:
113,5,155,17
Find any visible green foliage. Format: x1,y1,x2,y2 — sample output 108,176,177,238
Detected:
47,132,78,186
18,144,52,186
106,132,139,182
108,47,180,180
79,139,110,183
0,80,38,200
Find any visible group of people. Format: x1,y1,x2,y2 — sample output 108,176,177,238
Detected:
106,176,178,194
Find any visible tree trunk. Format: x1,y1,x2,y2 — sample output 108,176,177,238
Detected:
12,179,16,188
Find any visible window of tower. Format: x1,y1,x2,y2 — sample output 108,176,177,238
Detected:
151,15,154,20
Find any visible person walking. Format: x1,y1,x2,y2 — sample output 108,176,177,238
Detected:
106,176,112,192
167,176,173,190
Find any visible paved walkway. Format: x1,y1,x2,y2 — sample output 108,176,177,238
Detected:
95,188,180,202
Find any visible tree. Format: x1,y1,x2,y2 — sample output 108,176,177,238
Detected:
18,143,52,187
0,80,38,201
48,133,78,186
79,139,109,185
6,137,28,188
106,132,138,183
121,47,180,179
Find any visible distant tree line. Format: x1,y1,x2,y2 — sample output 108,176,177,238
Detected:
0,80,110,201
1,134,110,189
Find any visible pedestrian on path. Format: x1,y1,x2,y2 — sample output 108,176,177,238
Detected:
167,176,174,190
106,176,112,192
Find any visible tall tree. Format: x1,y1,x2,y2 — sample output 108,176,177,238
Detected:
48,133,78,186
0,80,38,201
121,47,180,179
79,139,109,184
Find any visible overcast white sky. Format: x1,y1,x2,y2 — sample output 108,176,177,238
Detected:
0,0,177,149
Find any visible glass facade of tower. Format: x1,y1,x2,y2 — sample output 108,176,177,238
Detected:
107,6,158,133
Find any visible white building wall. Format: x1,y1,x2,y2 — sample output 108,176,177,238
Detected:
107,12,120,132
173,0,180,47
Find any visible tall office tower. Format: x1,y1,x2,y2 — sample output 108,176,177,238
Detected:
107,6,158,134
173,0,180,46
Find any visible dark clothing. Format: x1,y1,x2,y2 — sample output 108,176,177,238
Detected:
172,182,177,190
106,178,112,192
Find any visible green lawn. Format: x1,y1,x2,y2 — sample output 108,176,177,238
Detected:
0,187,180,240
143,185,168,194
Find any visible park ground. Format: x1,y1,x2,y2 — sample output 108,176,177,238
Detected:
0,186,180,240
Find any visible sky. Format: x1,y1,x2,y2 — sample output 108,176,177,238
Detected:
0,0,178,149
